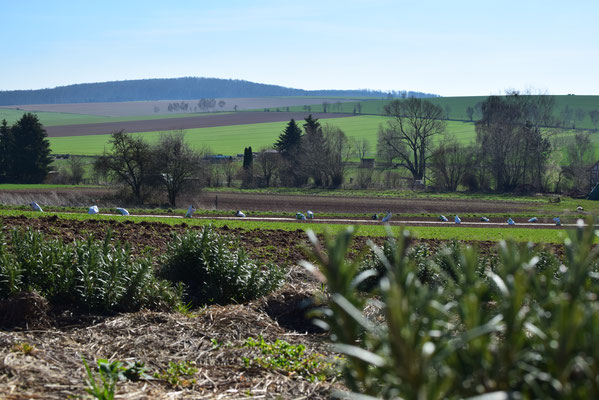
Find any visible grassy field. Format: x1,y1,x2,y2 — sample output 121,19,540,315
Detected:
48,116,476,156
0,208,568,243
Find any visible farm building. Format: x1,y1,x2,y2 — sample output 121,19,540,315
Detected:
590,161,599,188
360,158,375,168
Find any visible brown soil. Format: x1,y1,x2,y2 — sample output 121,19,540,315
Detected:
45,112,353,137
198,191,535,215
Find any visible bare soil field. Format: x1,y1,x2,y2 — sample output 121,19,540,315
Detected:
45,112,353,137
198,191,535,215
2,98,358,117
1,186,536,216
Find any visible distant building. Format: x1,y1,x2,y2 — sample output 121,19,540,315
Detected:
205,154,233,164
590,161,599,188
360,158,375,169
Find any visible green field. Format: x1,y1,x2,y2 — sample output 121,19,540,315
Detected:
48,116,477,156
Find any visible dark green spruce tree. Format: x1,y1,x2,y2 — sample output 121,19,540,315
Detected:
8,113,52,183
243,146,253,169
274,118,307,186
0,119,12,182
275,119,303,158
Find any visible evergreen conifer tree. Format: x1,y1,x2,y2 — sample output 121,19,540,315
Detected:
0,119,11,182
275,119,303,158
7,113,51,183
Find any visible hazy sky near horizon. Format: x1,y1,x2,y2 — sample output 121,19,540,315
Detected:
2,0,598,96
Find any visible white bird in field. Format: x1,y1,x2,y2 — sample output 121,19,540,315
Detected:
185,205,196,218
528,217,538,223
480,216,490,222
439,215,448,222
455,215,461,224
507,218,515,225
88,205,99,215
381,211,392,223
553,217,561,226
29,202,43,212
116,207,129,216
577,205,584,212
296,212,306,221
306,210,314,219
235,210,246,217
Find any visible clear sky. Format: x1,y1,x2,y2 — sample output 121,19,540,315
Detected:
1,0,597,96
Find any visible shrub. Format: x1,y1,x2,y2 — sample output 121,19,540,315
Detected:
0,229,179,313
160,226,284,305
303,219,599,399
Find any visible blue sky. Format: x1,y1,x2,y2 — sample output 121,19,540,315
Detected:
1,0,597,96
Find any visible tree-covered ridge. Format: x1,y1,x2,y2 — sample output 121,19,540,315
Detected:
0,77,438,106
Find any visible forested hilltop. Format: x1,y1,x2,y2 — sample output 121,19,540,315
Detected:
0,77,438,106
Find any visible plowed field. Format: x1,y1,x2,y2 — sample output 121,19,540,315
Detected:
45,112,353,137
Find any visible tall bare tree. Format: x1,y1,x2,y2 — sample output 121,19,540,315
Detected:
475,94,553,192
151,131,206,207
255,148,280,187
94,130,152,204
377,98,446,181
430,138,474,191
561,133,595,195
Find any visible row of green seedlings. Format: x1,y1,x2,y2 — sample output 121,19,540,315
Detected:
78,335,339,400
0,225,284,315
303,218,599,399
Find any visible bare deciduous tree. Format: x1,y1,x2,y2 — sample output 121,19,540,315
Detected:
151,131,207,207
430,138,474,191
377,98,446,182
561,133,595,195
475,94,553,192
352,138,370,160
589,110,599,131
94,130,152,204
255,148,280,187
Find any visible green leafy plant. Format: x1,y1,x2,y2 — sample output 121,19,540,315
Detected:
303,218,599,399
242,335,338,382
154,361,198,387
0,228,180,314
82,357,150,399
11,342,36,355
82,357,117,400
159,226,284,305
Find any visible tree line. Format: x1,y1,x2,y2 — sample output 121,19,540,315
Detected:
0,77,437,106
376,93,594,194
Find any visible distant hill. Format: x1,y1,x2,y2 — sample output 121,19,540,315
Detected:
0,77,438,106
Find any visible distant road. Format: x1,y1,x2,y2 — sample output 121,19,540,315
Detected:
45,112,354,137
